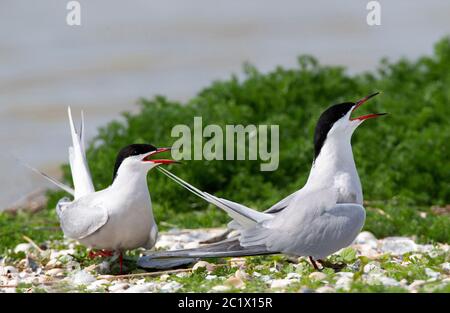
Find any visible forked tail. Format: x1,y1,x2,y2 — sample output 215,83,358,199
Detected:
138,238,271,270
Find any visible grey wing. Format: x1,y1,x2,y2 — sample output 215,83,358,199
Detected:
58,202,108,240
264,190,299,214
240,188,340,252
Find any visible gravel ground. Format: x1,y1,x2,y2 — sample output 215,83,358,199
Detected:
0,229,449,293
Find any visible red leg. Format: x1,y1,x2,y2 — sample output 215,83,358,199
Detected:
119,252,123,275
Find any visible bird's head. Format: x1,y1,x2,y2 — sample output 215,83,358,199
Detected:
112,144,176,181
314,92,386,159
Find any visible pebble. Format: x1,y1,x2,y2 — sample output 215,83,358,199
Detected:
425,268,440,280
192,261,216,272
380,237,417,255
354,231,377,245
124,284,152,293
45,259,62,269
183,242,200,249
286,272,301,280
365,274,401,287
86,279,110,291
309,272,327,281
380,277,402,287
1,266,18,275
70,270,96,286
440,262,450,273
14,243,33,254
316,286,336,293
159,274,170,281
234,269,250,281
356,244,380,259
363,262,384,274
335,273,354,291
65,261,81,271
205,275,218,280
212,285,230,292
408,280,425,292
109,282,130,292
417,244,434,253
160,281,182,292
225,276,245,289
3,287,18,293
5,278,19,286
336,272,354,279
18,258,39,272
97,261,110,273
270,279,293,289
258,275,273,283
46,268,65,277
269,267,278,273
229,258,246,268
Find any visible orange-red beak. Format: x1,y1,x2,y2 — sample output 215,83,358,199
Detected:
351,92,387,121
143,147,177,164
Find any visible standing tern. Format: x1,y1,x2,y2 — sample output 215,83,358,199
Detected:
138,92,386,270
24,108,176,273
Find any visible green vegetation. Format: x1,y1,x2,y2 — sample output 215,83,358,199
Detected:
1,38,450,253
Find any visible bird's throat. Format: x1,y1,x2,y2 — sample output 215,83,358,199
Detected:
307,136,362,204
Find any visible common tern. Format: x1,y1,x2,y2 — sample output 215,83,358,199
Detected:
24,108,176,273
138,93,386,270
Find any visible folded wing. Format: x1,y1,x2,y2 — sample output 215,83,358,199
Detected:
57,201,108,240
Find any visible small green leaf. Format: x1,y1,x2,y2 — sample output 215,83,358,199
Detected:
340,248,357,263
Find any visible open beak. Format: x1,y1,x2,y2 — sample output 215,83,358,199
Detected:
351,92,387,121
143,147,178,164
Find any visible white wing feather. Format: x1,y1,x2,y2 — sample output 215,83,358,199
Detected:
158,168,272,228
67,107,95,199
14,155,74,196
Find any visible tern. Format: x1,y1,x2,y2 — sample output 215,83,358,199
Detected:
138,92,386,270
23,108,176,273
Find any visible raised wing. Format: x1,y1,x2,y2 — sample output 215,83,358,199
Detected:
68,107,95,199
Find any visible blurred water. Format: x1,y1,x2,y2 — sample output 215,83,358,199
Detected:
1,0,449,209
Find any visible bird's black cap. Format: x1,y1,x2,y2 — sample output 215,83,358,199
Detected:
313,102,354,159
113,144,157,181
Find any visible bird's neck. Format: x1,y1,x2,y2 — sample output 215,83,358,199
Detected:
110,166,150,197
306,135,362,204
